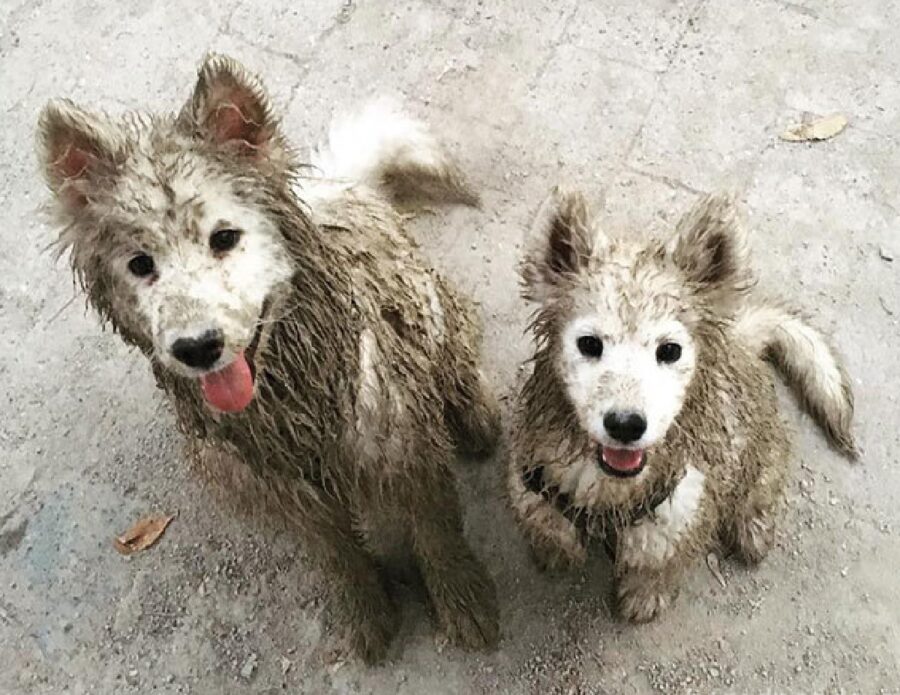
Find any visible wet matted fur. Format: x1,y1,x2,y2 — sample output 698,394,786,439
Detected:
508,188,857,623
37,54,501,663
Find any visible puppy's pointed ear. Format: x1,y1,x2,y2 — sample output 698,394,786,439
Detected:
38,99,124,210
520,186,597,302
180,54,284,161
672,193,753,302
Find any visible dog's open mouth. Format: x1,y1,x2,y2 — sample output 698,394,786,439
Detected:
597,446,645,478
198,302,269,414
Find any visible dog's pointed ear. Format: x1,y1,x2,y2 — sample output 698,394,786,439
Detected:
38,99,124,210
520,186,598,302
180,54,283,160
671,193,753,301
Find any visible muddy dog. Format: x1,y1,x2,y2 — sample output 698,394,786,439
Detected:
37,55,501,662
508,188,856,622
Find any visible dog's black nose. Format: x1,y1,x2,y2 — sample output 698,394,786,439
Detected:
171,330,224,370
603,411,647,444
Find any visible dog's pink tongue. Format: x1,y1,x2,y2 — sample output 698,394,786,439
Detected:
199,352,254,413
602,447,643,472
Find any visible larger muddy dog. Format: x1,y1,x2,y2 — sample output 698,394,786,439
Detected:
508,188,856,623
37,54,501,662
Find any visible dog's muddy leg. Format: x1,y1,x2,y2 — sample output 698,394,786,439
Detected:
730,462,786,564
444,367,502,460
409,477,500,650
615,468,716,623
320,528,399,664
615,560,684,623
191,447,398,662
508,464,587,571
284,491,399,664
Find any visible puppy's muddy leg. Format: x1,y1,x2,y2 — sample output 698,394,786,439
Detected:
730,462,786,564
615,466,714,623
508,465,587,571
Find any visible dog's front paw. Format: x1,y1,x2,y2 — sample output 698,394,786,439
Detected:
734,513,776,565
617,581,677,624
431,563,500,650
338,590,400,665
529,533,587,572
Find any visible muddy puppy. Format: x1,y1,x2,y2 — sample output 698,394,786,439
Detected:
508,188,856,623
37,54,501,662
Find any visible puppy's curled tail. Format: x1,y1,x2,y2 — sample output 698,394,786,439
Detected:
734,301,857,459
309,97,478,208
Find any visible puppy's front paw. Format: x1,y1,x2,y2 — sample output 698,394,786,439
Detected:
529,533,587,572
617,580,676,624
734,513,776,565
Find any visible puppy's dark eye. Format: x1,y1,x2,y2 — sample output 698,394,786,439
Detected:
127,254,155,278
576,335,604,358
210,228,242,254
656,342,682,364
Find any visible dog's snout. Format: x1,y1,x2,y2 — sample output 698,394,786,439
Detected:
170,330,224,370
603,411,647,444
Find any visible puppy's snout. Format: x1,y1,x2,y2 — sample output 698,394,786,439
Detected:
170,329,224,370
603,410,647,444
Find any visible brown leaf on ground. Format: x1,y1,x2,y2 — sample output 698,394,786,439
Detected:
780,114,848,142
113,514,175,555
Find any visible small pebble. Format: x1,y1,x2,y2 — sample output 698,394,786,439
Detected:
240,654,258,680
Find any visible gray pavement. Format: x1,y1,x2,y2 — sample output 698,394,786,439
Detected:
1,1,898,692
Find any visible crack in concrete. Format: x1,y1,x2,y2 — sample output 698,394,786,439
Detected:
526,1,580,92
623,165,705,195
617,0,709,176
222,1,360,114
771,0,819,19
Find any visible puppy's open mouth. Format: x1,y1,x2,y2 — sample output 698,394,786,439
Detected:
198,301,270,414
597,446,645,478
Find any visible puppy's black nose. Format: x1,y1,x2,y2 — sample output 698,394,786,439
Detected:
171,330,224,370
603,411,647,444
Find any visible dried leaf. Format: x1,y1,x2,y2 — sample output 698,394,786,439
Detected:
706,551,727,588
114,514,175,555
780,114,848,142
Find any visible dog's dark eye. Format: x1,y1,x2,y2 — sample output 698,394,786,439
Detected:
210,228,242,254
127,254,155,278
576,335,604,358
656,342,682,364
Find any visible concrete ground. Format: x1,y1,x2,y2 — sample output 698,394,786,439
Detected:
1,0,898,693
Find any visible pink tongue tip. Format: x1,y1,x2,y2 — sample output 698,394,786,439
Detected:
602,446,644,471
199,351,254,413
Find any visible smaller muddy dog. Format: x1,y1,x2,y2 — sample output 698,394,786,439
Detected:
508,188,856,622
37,55,500,662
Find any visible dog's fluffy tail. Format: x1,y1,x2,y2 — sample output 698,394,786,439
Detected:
734,301,857,459
309,97,478,208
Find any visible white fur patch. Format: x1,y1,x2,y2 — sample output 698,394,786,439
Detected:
560,314,696,450
357,328,381,418
353,328,407,462
422,275,445,344
620,465,706,568
311,97,442,187
132,175,291,375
